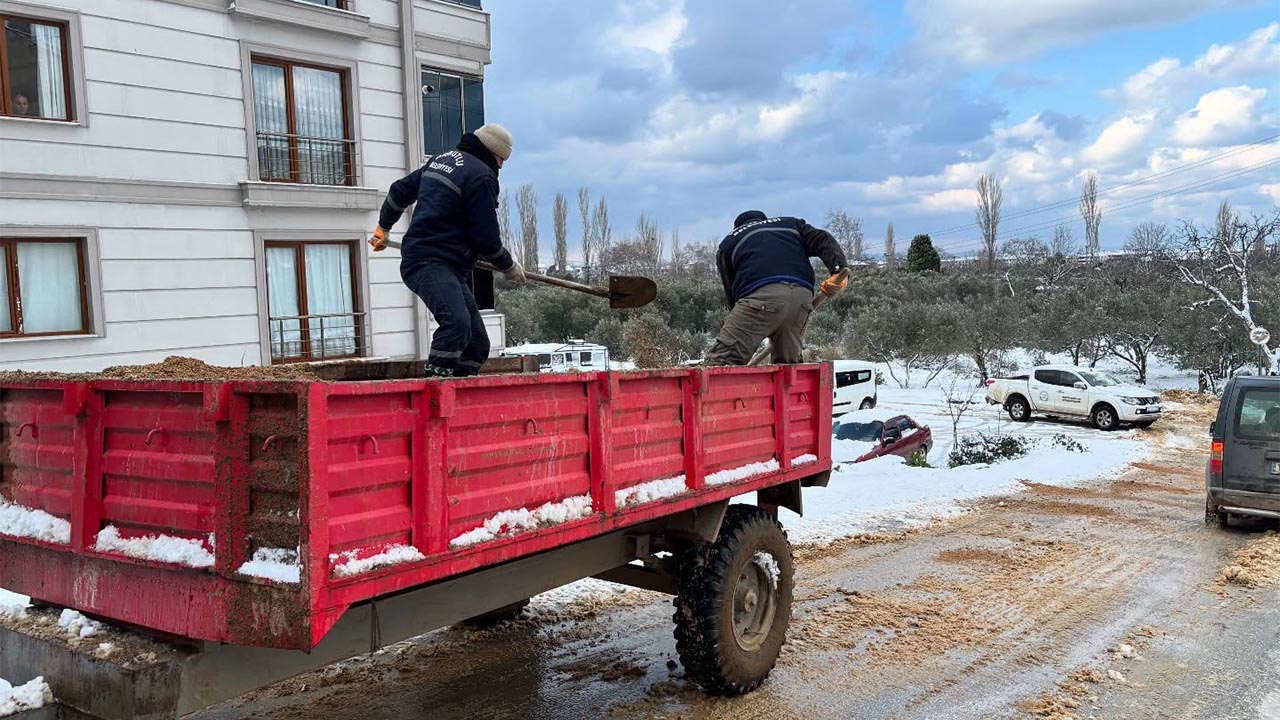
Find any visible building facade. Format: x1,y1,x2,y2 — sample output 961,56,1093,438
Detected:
0,0,503,371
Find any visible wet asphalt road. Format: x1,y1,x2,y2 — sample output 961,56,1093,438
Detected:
200,413,1280,720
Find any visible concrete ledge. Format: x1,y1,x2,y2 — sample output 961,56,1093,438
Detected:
240,181,380,210
230,0,371,38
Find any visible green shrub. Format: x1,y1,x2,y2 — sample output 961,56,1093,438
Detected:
948,432,1032,468
906,447,932,468
1049,434,1086,453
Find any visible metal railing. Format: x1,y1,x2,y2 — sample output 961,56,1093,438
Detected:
256,132,357,186
269,312,368,363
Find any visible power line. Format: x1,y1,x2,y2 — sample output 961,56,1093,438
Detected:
932,155,1280,255
927,133,1280,238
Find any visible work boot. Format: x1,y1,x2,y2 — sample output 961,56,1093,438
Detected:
423,363,457,379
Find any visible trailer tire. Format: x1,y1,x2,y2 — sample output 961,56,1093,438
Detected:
460,598,530,627
1006,396,1031,422
673,505,793,696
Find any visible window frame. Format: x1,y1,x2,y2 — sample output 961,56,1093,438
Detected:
420,66,485,158
263,239,364,364
0,1,85,125
0,236,90,339
249,54,355,187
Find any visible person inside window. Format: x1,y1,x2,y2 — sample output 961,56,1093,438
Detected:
369,124,525,377
12,93,31,115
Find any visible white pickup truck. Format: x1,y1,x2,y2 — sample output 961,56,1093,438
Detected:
985,365,1163,431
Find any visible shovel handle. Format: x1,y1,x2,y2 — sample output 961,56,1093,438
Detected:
477,261,611,300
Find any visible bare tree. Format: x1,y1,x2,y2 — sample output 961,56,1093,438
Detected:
577,187,592,280
884,222,896,269
939,376,981,457
516,184,539,270
1050,224,1077,257
975,173,1003,272
1079,172,1101,257
498,189,518,265
591,197,612,272
636,212,662,270
553,192,569,274
1124,221,1171,257
824,209,864,262
1167,211,1280,374
670,227,683,276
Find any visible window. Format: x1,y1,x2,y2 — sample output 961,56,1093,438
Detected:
297,0,350,8
422,69,484,156
264,241,363,362
1033,369,1059,385
1235,388,1280,441
251,56,353,186
898,418,918,432
836,370,873,388
1,14,72,120
537,353,551,366
835,421,881,443
0,238,87,337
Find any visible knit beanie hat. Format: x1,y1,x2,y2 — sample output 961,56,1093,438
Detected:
474,123,514,161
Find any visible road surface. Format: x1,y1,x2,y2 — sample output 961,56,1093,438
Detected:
201,403,1280,720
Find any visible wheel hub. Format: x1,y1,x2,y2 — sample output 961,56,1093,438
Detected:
732,562,777,652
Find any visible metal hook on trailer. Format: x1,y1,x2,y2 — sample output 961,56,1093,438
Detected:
361,435,381,456
144,427,166,447
16,422,37,439
262,434,281,453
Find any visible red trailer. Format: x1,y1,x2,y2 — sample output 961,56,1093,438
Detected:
0,363,833,719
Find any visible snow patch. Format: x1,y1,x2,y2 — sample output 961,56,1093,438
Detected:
93,526,214,568
0,589,28,619
449,494,594,549
0,500,70,544
753,551,780,589
706,459,780,487
57,609,103,639
0,676,52,717
330,544,425,579
94,642,116,659
615,476,688,507
237,548,301,584
793,454,818,466
833,439,880,463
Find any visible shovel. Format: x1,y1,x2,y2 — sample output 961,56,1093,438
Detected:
378,240,656,309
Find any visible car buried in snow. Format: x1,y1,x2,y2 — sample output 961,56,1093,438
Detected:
985,365,1162,431
833,410,933,463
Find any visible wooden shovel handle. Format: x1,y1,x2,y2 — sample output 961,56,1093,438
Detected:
476,261,611,300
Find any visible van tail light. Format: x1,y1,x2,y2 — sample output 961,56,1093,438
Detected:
1209,441,1224,476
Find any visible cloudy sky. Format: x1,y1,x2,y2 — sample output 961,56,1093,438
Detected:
482,0,1280,260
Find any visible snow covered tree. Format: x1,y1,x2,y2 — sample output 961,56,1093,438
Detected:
1166,210,1280,375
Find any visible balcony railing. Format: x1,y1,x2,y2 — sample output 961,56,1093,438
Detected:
256,132,357,186
269,312,368,363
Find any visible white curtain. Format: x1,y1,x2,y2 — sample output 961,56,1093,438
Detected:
304,244,355,358
17,242,81,333
33,24,66,121
292,67,345,185
265,247,302,360
251,63,289,181
0,246,11,333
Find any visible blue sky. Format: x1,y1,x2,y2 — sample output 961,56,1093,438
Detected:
483,0,1280,260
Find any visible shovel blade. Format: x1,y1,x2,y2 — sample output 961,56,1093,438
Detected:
608,275,658,309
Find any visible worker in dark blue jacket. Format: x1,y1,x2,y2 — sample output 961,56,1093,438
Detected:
705,211,848,365
370,124,525,377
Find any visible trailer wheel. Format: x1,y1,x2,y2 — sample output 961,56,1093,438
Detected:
1006,396,1031,422
460,598,530,627
673,505,794,696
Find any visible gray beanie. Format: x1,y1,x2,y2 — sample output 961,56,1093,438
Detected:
474,123,514,161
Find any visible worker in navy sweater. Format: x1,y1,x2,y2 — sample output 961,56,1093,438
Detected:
705,211,848,365
370,124,525,377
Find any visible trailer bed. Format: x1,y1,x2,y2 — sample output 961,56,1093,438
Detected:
0,364,832,651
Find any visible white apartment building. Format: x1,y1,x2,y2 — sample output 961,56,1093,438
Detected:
0,0,505,371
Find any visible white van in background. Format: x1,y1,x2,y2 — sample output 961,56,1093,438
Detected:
833,360,878,416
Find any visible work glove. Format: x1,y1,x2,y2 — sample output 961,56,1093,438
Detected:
502,259,527,285
819,271,848,297
369,226,389,252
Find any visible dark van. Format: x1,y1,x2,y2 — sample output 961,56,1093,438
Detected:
1206,376,1280,526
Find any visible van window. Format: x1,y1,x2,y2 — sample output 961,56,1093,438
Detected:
1234,388,1280,441
538,353,551,366
836,370,873,388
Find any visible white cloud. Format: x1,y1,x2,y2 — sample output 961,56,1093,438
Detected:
1193,22,1280,77
603,0,686,57
920,188,978,213
1081,114,1156,166
1259,183,1280,204
1171,85,1268,145
908,0,1260,66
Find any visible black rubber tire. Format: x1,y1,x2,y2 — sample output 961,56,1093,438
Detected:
859,398,875,410
1205,498,1227,528
1006,396,1032,422
673,505,794,696
1091,404,1119,431
460,598,531,627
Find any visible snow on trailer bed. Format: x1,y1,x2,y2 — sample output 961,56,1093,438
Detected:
0,362,832,653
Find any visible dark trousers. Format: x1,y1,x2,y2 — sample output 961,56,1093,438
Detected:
704,282,814,365
403,262,488,376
